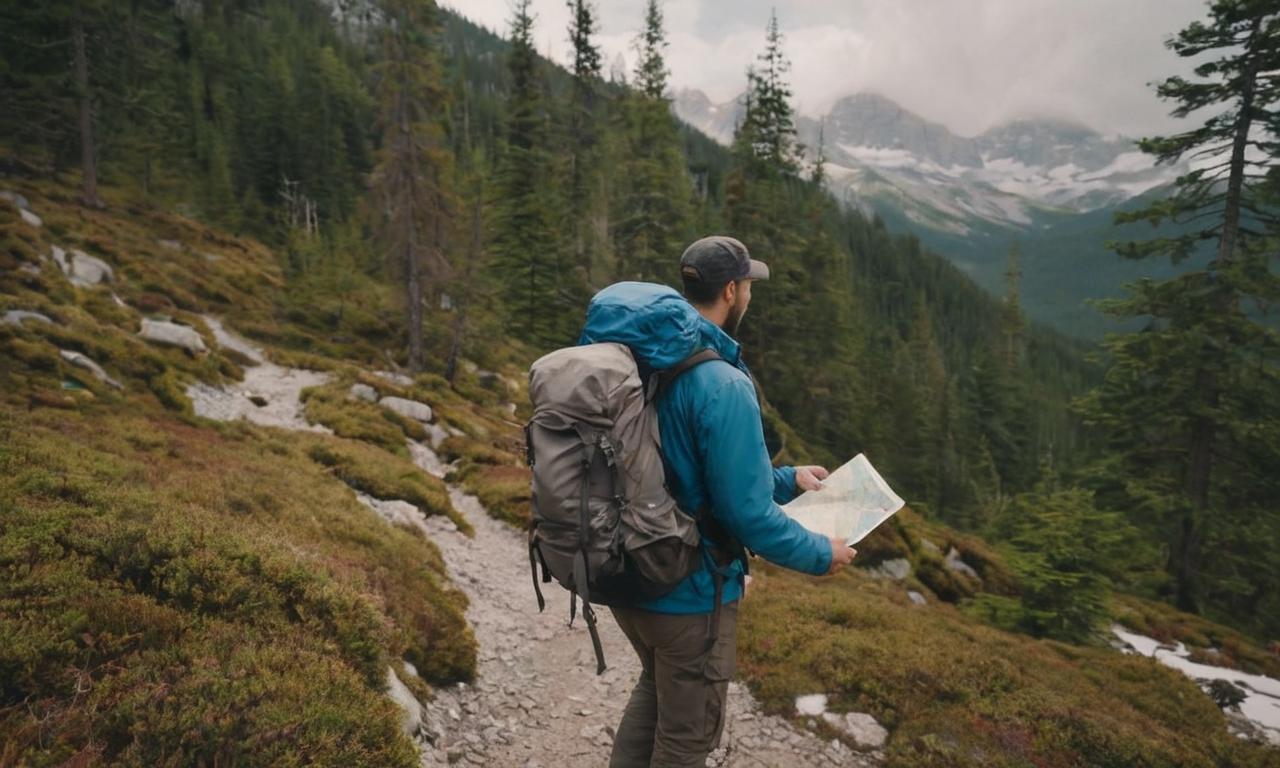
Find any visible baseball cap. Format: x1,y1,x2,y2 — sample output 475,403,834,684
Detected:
679,235,770,286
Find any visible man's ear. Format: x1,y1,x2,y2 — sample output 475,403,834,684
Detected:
722,280,737,305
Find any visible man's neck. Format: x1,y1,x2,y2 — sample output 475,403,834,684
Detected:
695,304,728,330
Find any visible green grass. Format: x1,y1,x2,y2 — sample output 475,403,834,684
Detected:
301,433,472,536
440,435,531,527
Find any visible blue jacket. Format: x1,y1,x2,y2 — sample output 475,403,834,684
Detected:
578,282,833,614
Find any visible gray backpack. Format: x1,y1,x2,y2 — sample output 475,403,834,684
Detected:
526,343,720,673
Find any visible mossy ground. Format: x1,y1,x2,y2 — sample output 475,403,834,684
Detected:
0,180,503,765
739,565,1279,767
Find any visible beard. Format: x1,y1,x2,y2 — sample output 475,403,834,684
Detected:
723,294,748,337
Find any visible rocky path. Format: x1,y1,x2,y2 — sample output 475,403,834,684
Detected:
188,317,878,767
410,447,879,768
186,316,331,431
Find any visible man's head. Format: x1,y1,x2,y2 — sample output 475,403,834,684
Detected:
679,235,769,335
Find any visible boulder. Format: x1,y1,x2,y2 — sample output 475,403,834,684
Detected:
907,590,927,606
2,310,52,326
385,667,425,738
53,246,114,287
139,318,207,353
156,238,182,251
18,263,40,276
349,383,378,403
820,712,888,749
19,208,41,228
380,395,433,423
868,557,911,580
374,370,415,387
0,190,30,209
59,350,123,390
944,547,979,580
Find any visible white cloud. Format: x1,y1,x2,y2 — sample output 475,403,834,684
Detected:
441,0,1210,137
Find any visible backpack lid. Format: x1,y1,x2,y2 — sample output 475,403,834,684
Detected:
578,282,701,371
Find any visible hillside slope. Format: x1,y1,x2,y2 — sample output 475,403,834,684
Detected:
3,179,1277,766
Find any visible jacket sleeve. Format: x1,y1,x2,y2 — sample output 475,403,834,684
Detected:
695,376,832,576
772,466,798,504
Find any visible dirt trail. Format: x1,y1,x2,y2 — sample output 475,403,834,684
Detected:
187,317,877,767
411,446,878,768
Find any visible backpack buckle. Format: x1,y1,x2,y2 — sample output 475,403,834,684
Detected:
598,436,617,467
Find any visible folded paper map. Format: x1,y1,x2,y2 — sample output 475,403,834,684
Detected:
783,454,905,546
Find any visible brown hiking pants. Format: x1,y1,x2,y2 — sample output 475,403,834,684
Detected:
607,601,739,768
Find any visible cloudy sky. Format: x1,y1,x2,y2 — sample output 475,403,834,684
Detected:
440,0,1211,138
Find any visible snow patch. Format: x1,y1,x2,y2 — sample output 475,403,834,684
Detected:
1112,625,1280,746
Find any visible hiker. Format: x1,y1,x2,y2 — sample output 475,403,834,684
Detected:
580,236,858,767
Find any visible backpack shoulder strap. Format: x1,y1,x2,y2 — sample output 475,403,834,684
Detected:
651,348,723,402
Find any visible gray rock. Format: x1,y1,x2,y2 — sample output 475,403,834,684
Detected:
19,208,41,228
945,547,979,580
820,711,888,749
868,557,911,580
349,383,378,403
374,370,415,387
156,238,182,251
2,310,52,326
920,538,941,554
907,590,927,606
139,318,207,353
385,667,424,738
18,263,40,276
380,395,433,423
0,190,30,209
53,246,115,287
59,350,123,390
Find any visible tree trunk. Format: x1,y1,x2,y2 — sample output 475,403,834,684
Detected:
396,83,424,372
72,10,102,208
1218,16,1262,266
446,188,483,385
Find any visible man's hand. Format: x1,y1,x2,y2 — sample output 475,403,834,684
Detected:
795,465,829,493
826,537,856,575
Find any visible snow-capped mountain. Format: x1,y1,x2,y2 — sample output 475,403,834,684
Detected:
674,89,1183,236
673,89,1198,338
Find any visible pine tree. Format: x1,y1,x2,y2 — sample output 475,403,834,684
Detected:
1079,0,1280,624
564,0,606,284
633,0,668,100
491,0,576,346
370,0,453,371
611,0,691,283
738,10,799,171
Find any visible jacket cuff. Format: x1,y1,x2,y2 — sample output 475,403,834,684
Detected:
772,466,798,504
810,530,833,575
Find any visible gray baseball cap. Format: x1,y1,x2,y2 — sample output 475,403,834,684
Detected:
679,235,770,286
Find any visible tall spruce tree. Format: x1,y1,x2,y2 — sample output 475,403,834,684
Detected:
738,10,800,171
1079,0,1280,630
370,0,453,371
564,0,606,284
611,0,692,283
491,0,576,347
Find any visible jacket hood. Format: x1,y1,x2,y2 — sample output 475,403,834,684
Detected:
578,282,741,370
